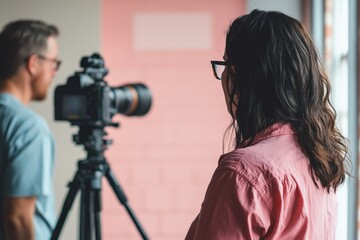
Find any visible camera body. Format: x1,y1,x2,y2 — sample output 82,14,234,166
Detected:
54,53,151,126
55,73,113,125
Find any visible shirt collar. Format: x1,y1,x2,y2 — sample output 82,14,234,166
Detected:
219,123,295,163
245,122,294,146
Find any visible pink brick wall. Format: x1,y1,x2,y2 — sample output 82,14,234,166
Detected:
101,1,245,239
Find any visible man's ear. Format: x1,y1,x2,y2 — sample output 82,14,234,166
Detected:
26,54,39,76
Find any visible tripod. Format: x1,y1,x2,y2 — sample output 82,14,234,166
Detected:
51,125,149,240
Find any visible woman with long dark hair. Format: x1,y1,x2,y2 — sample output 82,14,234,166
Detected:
186,10,349,239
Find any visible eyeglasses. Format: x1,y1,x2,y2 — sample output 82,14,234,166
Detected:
37,54,62,71
211,60,228,80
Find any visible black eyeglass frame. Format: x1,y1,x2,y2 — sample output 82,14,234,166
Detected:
211,60,229,80
37,54,62,71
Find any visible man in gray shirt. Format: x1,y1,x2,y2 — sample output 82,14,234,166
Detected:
0,20,60,240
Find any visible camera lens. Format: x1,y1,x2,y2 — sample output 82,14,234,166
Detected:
110,83,152,116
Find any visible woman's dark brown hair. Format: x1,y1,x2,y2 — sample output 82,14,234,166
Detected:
225,9,349,192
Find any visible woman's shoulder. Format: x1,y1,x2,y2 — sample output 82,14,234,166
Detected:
217,147,274,177
216,146,299,204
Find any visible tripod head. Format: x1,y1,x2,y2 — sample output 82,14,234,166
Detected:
72,123,119,162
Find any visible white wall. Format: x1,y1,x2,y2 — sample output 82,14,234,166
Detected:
0,0,100,239
247,0,301,20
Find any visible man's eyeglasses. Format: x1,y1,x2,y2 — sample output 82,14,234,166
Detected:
38,54,62,71
211,60,228,80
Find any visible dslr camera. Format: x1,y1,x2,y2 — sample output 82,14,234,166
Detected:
54,53,152,126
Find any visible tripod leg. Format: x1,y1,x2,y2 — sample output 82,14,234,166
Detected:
80,189,92,240
51,171,82,240
80,191,85,240
105,168,149,240
80,170,103,240
93,190,102,240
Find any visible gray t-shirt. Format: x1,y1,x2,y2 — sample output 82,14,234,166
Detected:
0,93,56,240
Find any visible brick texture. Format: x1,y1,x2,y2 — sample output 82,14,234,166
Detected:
101,1,245,239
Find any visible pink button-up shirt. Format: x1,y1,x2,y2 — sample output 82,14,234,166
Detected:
186,123,337,240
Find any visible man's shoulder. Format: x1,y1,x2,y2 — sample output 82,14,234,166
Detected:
0,94,46,135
